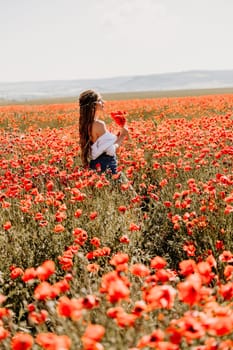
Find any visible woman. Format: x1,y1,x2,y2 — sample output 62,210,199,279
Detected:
78,89,129,174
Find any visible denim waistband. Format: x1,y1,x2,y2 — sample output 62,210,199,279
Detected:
93,152,115,159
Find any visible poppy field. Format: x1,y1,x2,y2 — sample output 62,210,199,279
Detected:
0,93,233,349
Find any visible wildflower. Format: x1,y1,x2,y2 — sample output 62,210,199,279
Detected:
177,273,202,305
55,211,67,222
156,269,174,283
216,240,225,250
159,179,168,187
22,267,37,282
90,237,101,247
164,201,172,207
179,259,197,276
87,263,100,273
86,252,94,260
0,307,10,318
130,263,150,277
119,235,130,244
1,201,11,208
34,212,44,221
224,265,233,280
74,209,82,218
196,261,215,284
131,300,147,316
206,254,217,269
101,246,111,255
73,227,88,245
28,310,48,325
118,205,127,213
110,253,129,266
53,224,65,233
183,241,196,257
57,296,82,319
53,279,70,295
100,271,130,303
10,267,24,280
58,252,73,271
36,333,71,350
46,181,54,191
27,304,35,312
3,221,11,230
0,326,9,340
115,311,137,328
89,211,98,220
129,223,140,231
34,282,54,300
144,285,176,310
36,260,55,281
150,256,167,269
219,283,233,300
82,295,99,309
224,205,233,214
83,324,105,341
110,110,127,127
219,250,233,263
11,333,34,350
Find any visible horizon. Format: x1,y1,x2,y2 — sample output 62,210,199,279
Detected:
0,68,233,85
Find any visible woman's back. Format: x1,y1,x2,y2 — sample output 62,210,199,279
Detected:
90,119,107,144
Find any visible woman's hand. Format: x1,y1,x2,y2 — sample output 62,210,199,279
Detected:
121,125,129,137
115,125,130,147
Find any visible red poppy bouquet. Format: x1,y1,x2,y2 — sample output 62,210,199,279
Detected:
110,110,127,127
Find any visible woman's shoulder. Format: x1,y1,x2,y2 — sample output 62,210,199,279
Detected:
93,119,106,127
93,120,107,133
91,120,107,143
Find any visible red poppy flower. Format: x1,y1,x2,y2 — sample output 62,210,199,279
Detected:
74,209,82,218
36,260,55,281
119,235,130,244
129,223,140,231
150,256,167,270
89,211,98,220
144,285,176,310
130,263,150,277
22,267,37,282
110,253,129,267
177,273,202,305
10,267,24,280
219,250,233,263
110,111,127,127
82,324,105,342
87,263,100,273
0,326,9,341
90,237,101,247
11,332,34,350
36,333,71,350
34,282,54,300
53,224,65,233
3,221,11,230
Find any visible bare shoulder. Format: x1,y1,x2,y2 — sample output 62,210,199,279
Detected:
92,120,107,141
93,120,106,132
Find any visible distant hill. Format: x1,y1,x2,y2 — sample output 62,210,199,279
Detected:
0,70,232,102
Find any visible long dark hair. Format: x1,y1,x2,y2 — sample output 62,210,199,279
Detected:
78,90,99,166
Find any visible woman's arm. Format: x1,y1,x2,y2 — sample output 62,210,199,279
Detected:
114,126,129,149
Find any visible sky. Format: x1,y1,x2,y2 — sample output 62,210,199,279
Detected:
0,0,233,82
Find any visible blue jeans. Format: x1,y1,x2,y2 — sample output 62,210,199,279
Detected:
90,153,118,174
